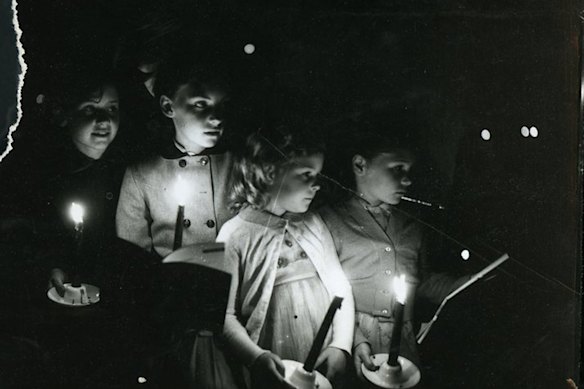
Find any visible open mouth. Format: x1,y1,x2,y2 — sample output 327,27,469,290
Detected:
91,131,110,138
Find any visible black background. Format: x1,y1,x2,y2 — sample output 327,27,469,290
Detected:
0,0,581,387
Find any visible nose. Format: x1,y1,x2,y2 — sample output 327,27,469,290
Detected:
94,109,111,125
310,178,321,192
208,106,225,128
401,175,412,187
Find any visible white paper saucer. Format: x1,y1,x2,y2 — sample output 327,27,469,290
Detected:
47,283,100,307
282,359,332,389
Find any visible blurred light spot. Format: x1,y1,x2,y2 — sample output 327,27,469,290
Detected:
36,94,45,104
138,376,147,384
243,44,255,54
529,126,539,137
521,126,529,137
461,250,470,260
480,129,491,141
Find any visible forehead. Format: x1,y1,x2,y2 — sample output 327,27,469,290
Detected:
82,84,118,103
370,150,415,165
288,153,324,170
174,81,229,100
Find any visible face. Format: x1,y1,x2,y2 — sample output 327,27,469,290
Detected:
68,84,120,160
266,153,324,216
161,82,229,155
354,150,414,206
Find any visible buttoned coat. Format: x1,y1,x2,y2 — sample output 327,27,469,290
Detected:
116,146,233,257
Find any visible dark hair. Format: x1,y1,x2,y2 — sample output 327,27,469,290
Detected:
48,66,118,127
230,123,325,212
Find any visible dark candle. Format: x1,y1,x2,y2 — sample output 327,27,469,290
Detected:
173,204,185,251
303,296,344,372
388,275,407,366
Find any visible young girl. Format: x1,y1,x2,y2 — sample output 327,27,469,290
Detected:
115,58,233,257
319,114,469,383
217,125,354,388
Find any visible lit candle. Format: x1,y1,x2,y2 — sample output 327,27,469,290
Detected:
303,296,344,372
173,176,188,251
69,202,84,287
388,274,407,366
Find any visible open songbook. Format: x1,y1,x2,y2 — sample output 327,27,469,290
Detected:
416,253,509,344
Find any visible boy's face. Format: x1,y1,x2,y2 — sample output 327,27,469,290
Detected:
267,153,324,216
354,150,414,206
161,82,229,154
68,84,119,160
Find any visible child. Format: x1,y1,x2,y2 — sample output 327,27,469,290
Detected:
217,125,354,388
319,114,469,383
115,58,233,257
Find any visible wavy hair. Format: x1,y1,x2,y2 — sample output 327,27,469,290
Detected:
230,124,325,213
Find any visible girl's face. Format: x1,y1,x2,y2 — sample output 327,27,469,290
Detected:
68,84,120,160
160,82,229,155
266,153,324,216
354,150,414,206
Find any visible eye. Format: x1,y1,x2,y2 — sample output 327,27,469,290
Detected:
192,101,208,109
107,105,119,113
82,106,95,116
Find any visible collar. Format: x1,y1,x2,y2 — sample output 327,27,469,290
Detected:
238,206,306,229
161,139,223,159
355,196,393,215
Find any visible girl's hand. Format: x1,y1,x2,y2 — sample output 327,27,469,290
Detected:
251,351,295,389
353,342,378,379
49,268,67,297
315,347,347,382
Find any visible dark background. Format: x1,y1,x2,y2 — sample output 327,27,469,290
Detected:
0,0,581,387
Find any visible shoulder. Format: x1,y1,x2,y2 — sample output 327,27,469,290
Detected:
216,214,250,243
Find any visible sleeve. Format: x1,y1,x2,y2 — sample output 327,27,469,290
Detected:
416,231,464,304
319,218,355,355
115,167,153,251
219,230,268,366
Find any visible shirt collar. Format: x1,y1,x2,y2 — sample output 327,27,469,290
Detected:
238,206,306,229
355,196,393,215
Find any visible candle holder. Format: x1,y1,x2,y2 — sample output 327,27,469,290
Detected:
282,359,332,389
362,353,420,389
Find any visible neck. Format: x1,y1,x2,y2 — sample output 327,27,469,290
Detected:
264,200,286,217
174,136,206,156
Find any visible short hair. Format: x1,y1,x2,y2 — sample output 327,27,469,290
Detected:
230,123,325,212
326,108,422,193
153,44,232,100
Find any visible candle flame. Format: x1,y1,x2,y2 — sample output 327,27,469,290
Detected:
69,202,84,225
393,274,407,304
173,175,190,206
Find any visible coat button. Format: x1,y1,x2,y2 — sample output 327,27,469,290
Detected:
179,159,187,167
183,219,191,228
105,192,114,200
200,157,209,165
300,251,308,259
381,309,389,314
285,240,293,247
206,219,215,228
385,269,392,276
384,246,392,252
277,257,288,268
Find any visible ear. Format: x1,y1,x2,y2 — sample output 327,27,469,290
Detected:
160,95,175,118
352,154,368,176
264,165,277,185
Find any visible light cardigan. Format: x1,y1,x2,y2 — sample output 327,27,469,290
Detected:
216,207,354,366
